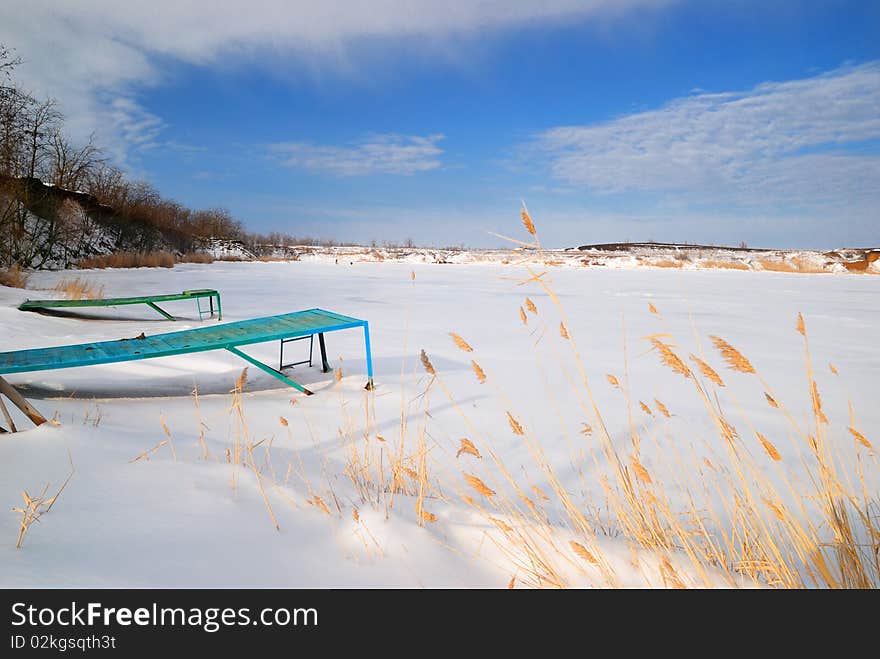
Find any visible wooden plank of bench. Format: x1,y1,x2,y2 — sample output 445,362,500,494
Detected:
0,394,16,432
0,376,46,427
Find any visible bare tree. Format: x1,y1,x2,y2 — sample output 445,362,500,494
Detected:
48,131,105,191
86,164,126,204
24,97,61,179
0,42,269,269
0,46,33,178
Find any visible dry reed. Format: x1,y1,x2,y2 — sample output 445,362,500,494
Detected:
450,333,473,352
654,399,671,417
456,439,481,459
420,350,435,375
464,474,496,498
690,354,725,387
13,460,74,549
710,336,756,374
53,277,104,300
0,264,28,288
521,208,536,236
651,339,692,378
177,252,215,264
77,251,176,269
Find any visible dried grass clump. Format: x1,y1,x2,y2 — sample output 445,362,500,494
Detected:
0,264,28,288
644,259,684,269
698,260,750,271
757,257,828,274
77,251,176,269
13,465,74,549
177,252,215,264
53,277,104,300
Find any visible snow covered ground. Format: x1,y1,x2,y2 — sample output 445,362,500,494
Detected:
0,261,877,588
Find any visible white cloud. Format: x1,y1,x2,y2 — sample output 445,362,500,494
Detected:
532,63,880,214
270,134,445,176
102,97,165,154
0,0,675,164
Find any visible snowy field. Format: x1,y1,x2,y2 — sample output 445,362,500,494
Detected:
0,261,877,588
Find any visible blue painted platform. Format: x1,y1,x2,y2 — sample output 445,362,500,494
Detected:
0,308,374,395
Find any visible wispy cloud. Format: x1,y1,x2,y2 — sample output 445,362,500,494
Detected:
76,96,165,170
0,0,675,165
270,134,445,176
105,97,164,149
531,62,880,214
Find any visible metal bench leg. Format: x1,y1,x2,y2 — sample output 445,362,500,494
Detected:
318,333,331,373
146,302,176,321
363,322,374,390
226,347,313,395
279,335,314,370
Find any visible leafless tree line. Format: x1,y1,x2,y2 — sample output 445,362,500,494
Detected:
1,44,246,269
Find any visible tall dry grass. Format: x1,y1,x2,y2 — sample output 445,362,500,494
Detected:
0,264,29,288
120,215,876,588
640,259,683,269
53,277,105,300
757,257,827,274
698,259,750,271
12,456,74,549
416,207,879,588
77,251,176,269
177,252,215,264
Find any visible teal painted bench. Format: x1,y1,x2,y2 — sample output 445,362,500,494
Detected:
19,289,222,321
0,308,374,431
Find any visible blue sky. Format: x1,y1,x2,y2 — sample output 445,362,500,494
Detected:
2,1,879,248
